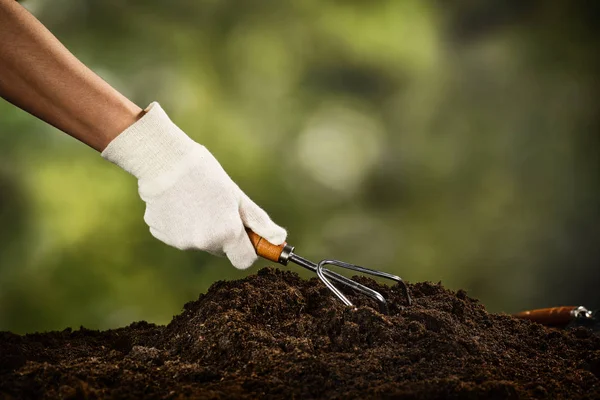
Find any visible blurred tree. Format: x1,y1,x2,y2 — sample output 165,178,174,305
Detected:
0,0,598,332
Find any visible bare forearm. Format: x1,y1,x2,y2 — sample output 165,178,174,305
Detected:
0,0,143,151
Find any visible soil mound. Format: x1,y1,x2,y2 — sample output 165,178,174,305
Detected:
1,267,599,399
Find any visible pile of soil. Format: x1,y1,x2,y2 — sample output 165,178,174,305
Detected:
1,267,599,399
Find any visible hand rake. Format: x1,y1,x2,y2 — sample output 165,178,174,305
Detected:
247,229,411,314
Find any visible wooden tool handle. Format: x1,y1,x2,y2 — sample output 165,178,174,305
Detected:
513,306,577,326
246,228,286,263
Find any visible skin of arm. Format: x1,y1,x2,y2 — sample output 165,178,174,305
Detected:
0,0,143,151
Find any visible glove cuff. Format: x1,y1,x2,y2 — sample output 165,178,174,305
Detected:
101,102,196,180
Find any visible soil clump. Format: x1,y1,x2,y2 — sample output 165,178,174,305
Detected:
1,267,599,399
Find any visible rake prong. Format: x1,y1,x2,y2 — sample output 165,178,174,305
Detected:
317,260,389,314
318,259,412,308
286,253,411,314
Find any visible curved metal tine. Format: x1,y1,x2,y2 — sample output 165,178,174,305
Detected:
315,261,353,308
321,267,390,314
316,260,389,314
323,259,412,307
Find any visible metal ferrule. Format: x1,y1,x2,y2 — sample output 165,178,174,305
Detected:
572,306,593,320
278,244,295,265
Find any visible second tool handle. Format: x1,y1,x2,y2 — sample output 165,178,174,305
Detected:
246,228,287,263
514,306,578,326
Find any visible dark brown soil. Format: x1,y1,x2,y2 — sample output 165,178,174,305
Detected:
1,268,599,399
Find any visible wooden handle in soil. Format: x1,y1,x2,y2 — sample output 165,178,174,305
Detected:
513,306,578,326
246,228,286,263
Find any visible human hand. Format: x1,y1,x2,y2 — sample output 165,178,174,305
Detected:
102,102,286,269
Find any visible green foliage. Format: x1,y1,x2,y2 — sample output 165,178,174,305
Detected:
1,0,599,333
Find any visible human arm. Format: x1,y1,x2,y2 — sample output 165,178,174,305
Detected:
0,0,287,268
0,0,142,151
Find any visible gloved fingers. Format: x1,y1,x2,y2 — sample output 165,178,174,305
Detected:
149,227,173,247
239,195,287,245
223,223,259,270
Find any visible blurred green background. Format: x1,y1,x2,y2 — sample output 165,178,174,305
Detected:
1,0,599,333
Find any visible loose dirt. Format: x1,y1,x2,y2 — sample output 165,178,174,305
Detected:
1,268,599,399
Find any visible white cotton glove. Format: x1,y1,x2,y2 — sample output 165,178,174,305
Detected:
101,102,287,269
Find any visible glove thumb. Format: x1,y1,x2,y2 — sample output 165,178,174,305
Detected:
239,195,287,245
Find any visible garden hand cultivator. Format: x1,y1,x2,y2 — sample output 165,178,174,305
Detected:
247,229,411,314
514,306,597,329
